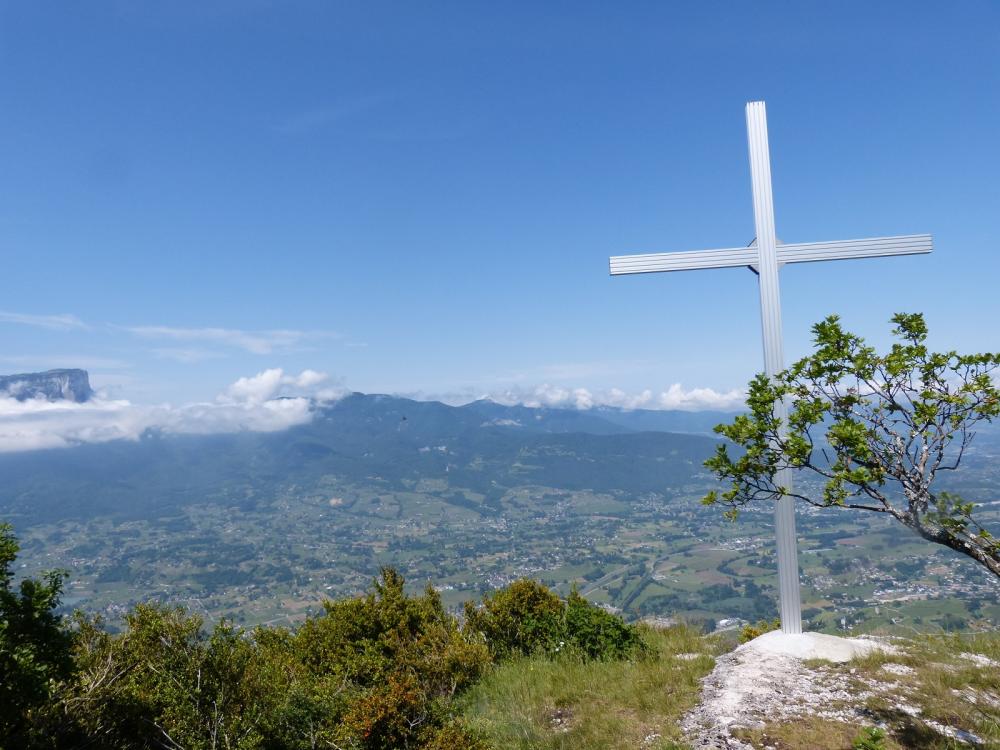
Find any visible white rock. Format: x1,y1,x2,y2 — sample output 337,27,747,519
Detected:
960,652,1000,668
682,632,895,748
739,630,888,663
925,719,984,746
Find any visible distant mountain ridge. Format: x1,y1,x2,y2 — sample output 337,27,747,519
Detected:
0,368,93,403
0,390,727,526
457,397,736,436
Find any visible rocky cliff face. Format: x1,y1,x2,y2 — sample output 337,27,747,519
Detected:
0,369,94,402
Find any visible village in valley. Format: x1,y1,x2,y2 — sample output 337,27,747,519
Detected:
15,450,1000,634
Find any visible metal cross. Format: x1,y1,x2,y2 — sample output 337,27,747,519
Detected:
609,101,932,634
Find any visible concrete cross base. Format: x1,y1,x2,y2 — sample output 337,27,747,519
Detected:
744,630,890,663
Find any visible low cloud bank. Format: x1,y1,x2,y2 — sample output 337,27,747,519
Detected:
484,383,745,412
0,369,342,453
0,373,745,454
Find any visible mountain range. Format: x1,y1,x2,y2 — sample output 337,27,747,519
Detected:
0,387,731,527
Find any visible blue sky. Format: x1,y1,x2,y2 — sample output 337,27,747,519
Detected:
1,1,998,414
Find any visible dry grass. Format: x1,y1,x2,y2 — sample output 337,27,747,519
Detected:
460,624,718,750
846,632,1000,749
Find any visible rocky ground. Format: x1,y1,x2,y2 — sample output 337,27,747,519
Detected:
681,631,994,749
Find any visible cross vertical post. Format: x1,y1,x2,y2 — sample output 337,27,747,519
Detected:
746,101,801,634
608,101,932,636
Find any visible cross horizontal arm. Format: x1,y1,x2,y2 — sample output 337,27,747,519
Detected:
609,245,757,275
609,234,931,276
776,234,932,265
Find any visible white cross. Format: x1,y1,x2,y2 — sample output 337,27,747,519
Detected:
609,101,932,634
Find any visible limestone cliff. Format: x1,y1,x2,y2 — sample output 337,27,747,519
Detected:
0,369,94,402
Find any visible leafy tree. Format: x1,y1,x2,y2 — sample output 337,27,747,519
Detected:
704,314,1000,577
0,522,74,743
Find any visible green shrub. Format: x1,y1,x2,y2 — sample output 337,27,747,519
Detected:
56,604,288,749
294,567,489,694
340,673,426,750
464,579,565,659
24,566,490,749
852,726,887,750
464,579,641,661
289,568,491,748
421,720,491,750
739,617,780,643
1,538,640,750
564,588,642,660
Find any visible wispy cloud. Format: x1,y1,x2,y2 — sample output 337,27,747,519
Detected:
0,311,89,331
122,326,339,355
0,313,348,358
0,368,345,453
149,348,224,364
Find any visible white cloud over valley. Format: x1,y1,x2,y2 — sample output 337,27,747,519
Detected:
222,368,338,403
0,369,342,453
0,363,744,454
483,383,745,412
